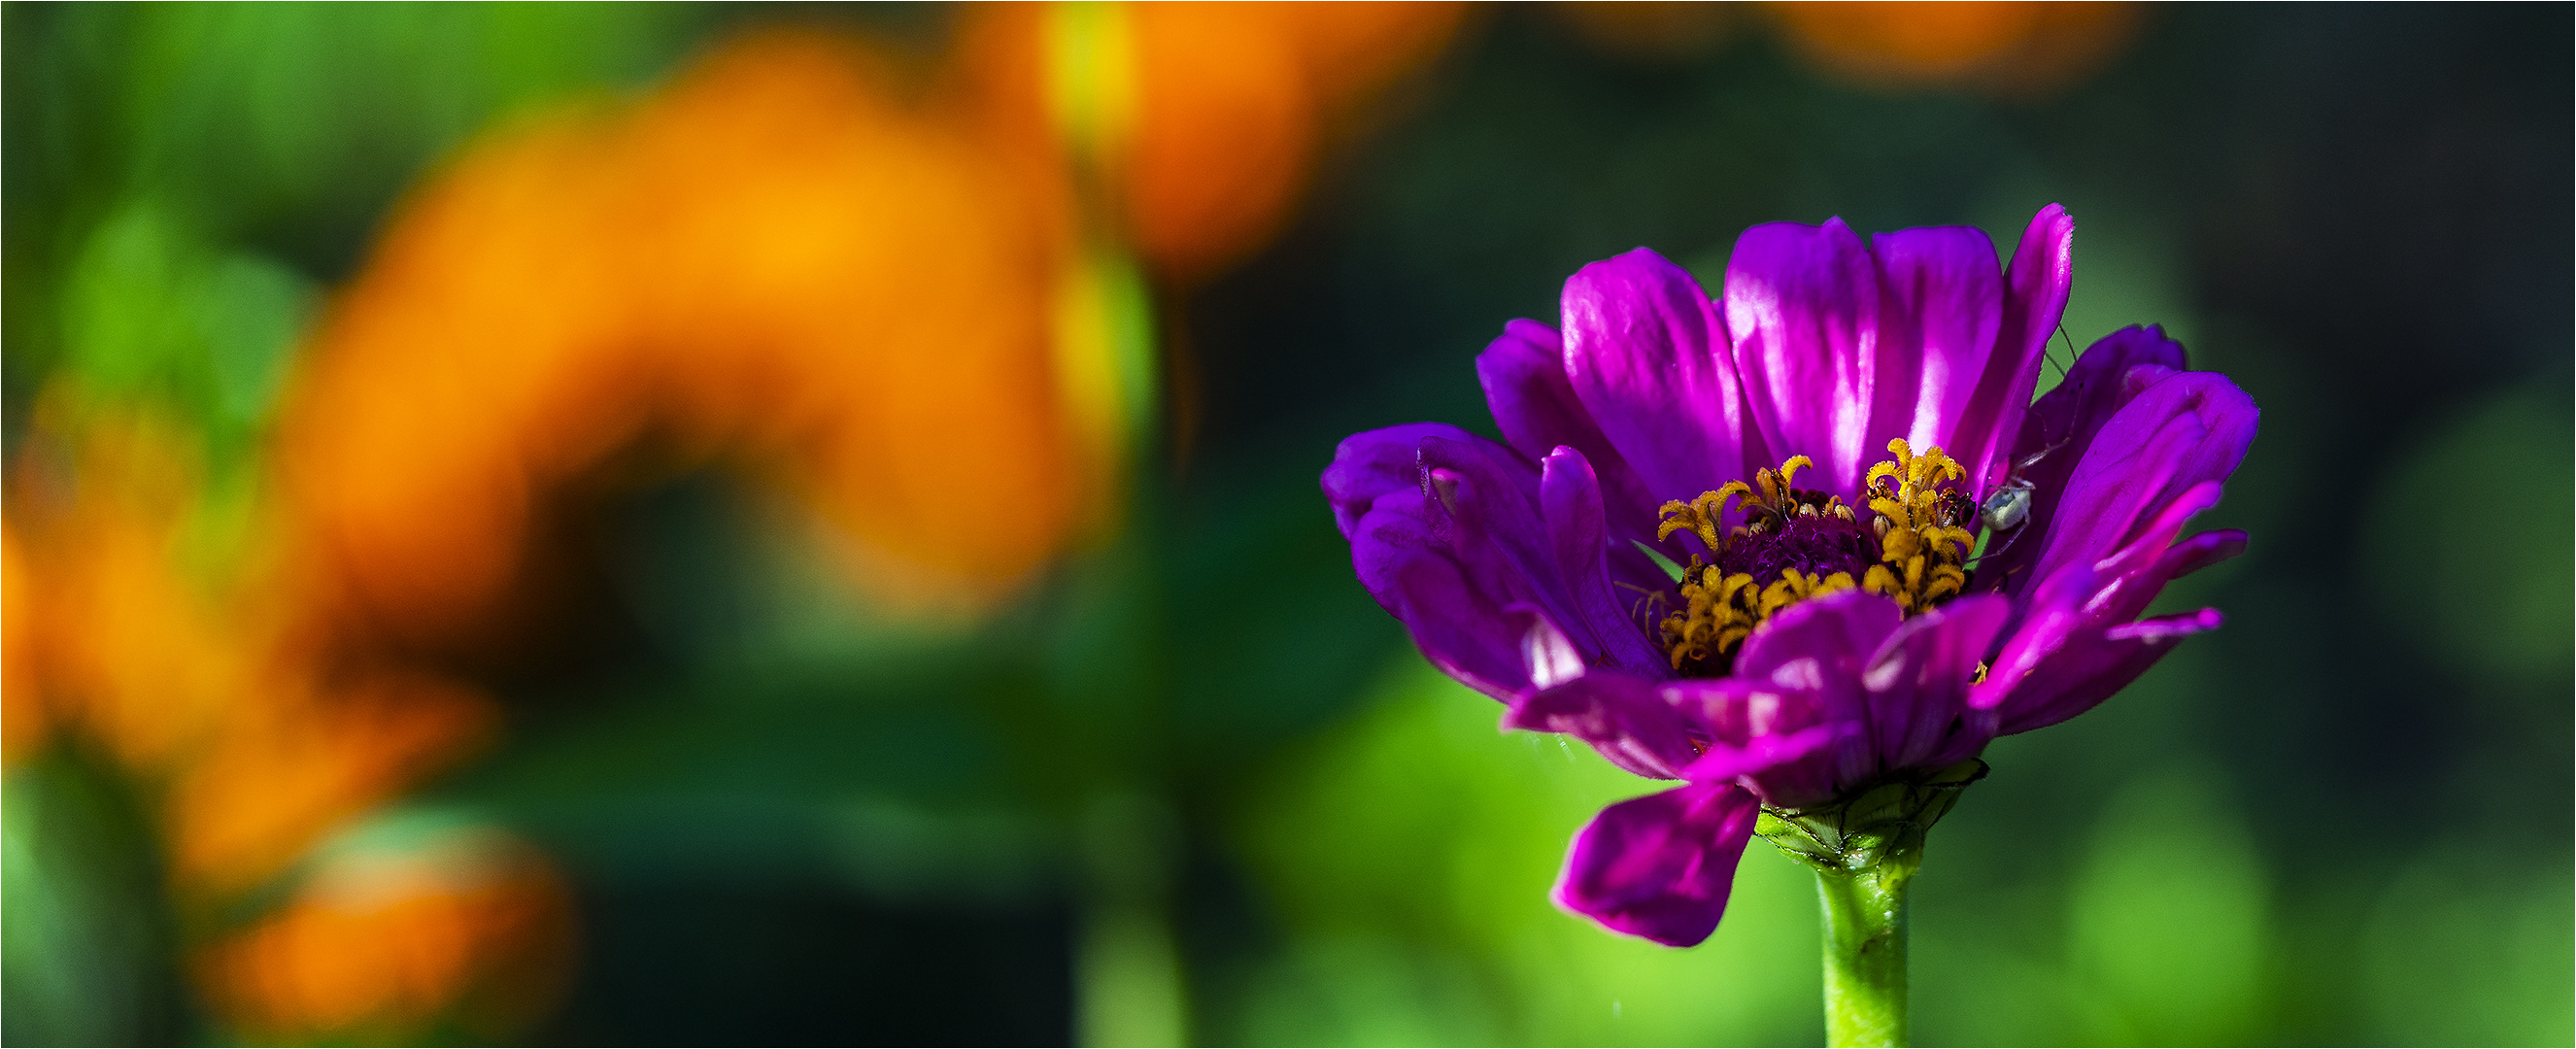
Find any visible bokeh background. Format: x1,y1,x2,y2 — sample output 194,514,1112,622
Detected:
4,3,2569,1045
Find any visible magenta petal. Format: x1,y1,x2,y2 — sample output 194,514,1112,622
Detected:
1665,677,1844,806
1372,543,1529,702
1323,423,1482,539
1976,496,2237,729
2078,482,2230,620
1679,724,1842,782
1863,593,2010,770
1328,425,1571,701
1506,671,1702,780
1979,325,2188,598
1972,560,2098,712
1681,724,1849,810
1725,218,1881,499
2108,607,2224,641
1995,609,2222,735
1951,204,2075,495
2023,373,2258,598
1562,248,1767,510
2042,480,2222,630
2024,326,2190,458
1542,447,1675,677
1865,225,2004,466
1982,523,2243,730
1417,435,1592,656
1478,321,1655,513
1479,321,1669,579
1733,590,1908,688
1478,320,1587,461
1552,781,1760,947
1511,605,1590,691
1732,590,1906,788
1671,675,1824,743
2153,527,2248,583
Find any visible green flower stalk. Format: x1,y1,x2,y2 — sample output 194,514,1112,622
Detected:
1814,858,1911,1047
1759,761,1984,1047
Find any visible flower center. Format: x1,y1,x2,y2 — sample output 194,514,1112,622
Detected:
1651,440,1978,676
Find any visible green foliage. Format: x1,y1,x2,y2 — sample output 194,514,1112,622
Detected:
2367,386,2576,692
1228,659,1823,1045
56,202,313,451
2363,839,2576,1046
2065,768,2272,1044
4,2,710,427
1,751,184,1045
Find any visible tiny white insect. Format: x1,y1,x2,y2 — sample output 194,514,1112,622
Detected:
1985,440,2068,531
1981,478,2034,532
1968,439,2068,565
1976,327,2080,553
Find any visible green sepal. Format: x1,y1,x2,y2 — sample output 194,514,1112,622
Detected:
1755,759,1987,873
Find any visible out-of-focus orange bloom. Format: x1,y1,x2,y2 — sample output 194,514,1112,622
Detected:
197,826,574,1041
15,6,1466,1036
960,3,1465,283
3,515,47,766
279,31,1084,653
7,399,495,899
1761,1,2142,96
279,8,1465,660
1111,3,1465,283
19,407,252,771
167,671,493,900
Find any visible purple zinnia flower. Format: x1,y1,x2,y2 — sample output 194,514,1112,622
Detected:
1321,205,2256,948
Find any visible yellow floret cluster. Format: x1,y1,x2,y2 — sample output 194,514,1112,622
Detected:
1651,440,1978,675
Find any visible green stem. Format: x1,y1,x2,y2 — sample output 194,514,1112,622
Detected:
1814,858,1915,1048
1757,761,1980,1048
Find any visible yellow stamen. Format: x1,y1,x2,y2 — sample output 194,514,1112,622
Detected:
1858,437,1974,614
1650,455,1865,673
1647,441,1980,674
1656,481,1750,551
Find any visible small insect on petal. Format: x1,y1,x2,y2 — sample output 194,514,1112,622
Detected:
1982,486,2032,531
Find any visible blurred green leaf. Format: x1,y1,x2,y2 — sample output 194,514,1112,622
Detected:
2066,765,2273,1045
0,752,184,1045
1228,658,1822,1045
2363,839,2576,1046
59,201,315,447
2365,386,2576,692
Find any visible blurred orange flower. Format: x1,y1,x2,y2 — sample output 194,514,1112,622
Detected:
1108,3,1465,283
1762,1,2142,96
166,671,493,903
278,6,1464,660
196,825,574,1042
1550,2,2141,96
277,30,1088,654
11,407,237,772
6,399,495,900
4,516,48,767
11,4,1465,1039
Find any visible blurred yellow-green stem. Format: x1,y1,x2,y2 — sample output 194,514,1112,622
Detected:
1815,858,1914,1048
